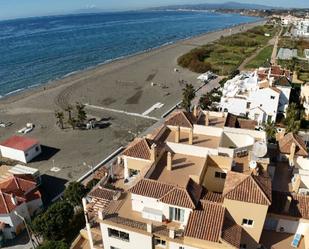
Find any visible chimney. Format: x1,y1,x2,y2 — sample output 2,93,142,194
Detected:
205,111,209,126
147,223,153,233
150,143,157,162
117,156,122,165
284,196,292,213
189,128,193,145
175,126,180,143
169,228,175,239
289,142,296,166
167,152,173,171
193,105,198,118
98,209,105,220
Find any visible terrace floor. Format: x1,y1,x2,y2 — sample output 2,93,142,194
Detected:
166,130,221,149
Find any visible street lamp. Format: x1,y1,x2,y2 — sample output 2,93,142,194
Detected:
14,211,36,249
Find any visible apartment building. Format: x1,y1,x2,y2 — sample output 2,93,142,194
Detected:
219,67,291,125
83,110,273,249
0,174,42,240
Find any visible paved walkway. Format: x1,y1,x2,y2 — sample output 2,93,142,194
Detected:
271,27,283,65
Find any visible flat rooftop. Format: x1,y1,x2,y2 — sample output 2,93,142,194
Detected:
166,130,221,149
150,153,207,187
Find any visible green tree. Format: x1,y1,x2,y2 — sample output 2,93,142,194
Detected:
263,121,277,142
32,201,74,241
285,102,301,133
37,240,68,249
86,178,99,192
199,94,212,110
181,84,195,112
54,111,65,129
76,102,87,124
64,181,87,207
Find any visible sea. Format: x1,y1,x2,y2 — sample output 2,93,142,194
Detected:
0,11,261,98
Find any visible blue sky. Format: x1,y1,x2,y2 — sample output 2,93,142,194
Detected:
0,0,308,20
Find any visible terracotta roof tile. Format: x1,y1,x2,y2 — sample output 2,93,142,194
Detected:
122,138,154,160
221,218,242,248
165,111,196,128
184,201,225,242
201,191,224,203
129,178,201,209
278,133,308,157
88,187,118,201
223,172,271,205
0,174,39,214
128,179,174,199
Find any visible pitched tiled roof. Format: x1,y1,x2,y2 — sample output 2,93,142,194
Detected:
278,133,308,157
122,138,154,160
274,76,291,87
128,179,174,199
223,172,271,205
221,218,242,248
88,187,117,201
0,136,39,151
165,111,196,128
225,114,257,130
160,179,202,209
184,201,225,242
0,174,40,214
201,191,224,203
129,178,201,209
237,119,257,130
269,191,309,219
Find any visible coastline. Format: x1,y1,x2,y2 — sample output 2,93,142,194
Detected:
0,18,265,105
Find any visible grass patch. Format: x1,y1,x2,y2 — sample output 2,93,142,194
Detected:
245,45,274,69
178,25,278,75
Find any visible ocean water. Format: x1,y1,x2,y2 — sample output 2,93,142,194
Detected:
0,11,260,97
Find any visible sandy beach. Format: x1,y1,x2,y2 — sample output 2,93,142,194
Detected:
0,19,265,199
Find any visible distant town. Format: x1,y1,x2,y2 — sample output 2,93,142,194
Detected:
1,6,309,249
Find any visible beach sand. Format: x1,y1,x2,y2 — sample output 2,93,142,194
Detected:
0,20,265,199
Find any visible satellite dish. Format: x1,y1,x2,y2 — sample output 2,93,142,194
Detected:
253,141,267,158
249,160,257,169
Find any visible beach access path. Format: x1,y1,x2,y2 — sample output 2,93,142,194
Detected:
0,20,266,202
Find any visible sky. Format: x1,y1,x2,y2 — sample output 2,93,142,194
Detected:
0,0,308,21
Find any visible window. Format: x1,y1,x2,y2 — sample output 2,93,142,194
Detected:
154,237,166,247
111,247,121,249
260,104,263,107
246,102,251,109
179,247,185,249
270,95,275,99
35,146,39,152
169,207,185,222
108,228,130,241
215,172,226,179
242,218,254,227
240,244,247,249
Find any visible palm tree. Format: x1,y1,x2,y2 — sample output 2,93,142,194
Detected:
67,117,78,130
181,84,195,112
55,111,65,129
65,105,73,121
76,102,87,124
285,103,301,133
263,121,277,142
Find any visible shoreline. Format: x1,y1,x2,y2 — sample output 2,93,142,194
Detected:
0,18,265,105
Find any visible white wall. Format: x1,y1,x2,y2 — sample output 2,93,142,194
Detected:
100,223,153,249
0,146,26,163
223,127,266,141
276,86,291,112
170,241,199,249
0,144,41,163
166,142,217,158
220,97,248,116
221,132,255,148
276,219,299,234
295,157,309,171
193,125,223,137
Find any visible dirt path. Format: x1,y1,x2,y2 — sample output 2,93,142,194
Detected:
271,27,283,65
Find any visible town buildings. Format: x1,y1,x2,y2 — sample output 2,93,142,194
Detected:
0,174,42,240
0,136,41,163
219,66,292,125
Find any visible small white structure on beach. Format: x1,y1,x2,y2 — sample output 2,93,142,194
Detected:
0,136,41,163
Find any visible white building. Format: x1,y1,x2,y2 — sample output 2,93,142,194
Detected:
294,20,309,38
0,174,42,240
0,136,41,163
219,72,281,125
301,83,309,120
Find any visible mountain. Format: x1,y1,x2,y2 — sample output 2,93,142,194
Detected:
147,2,278,11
